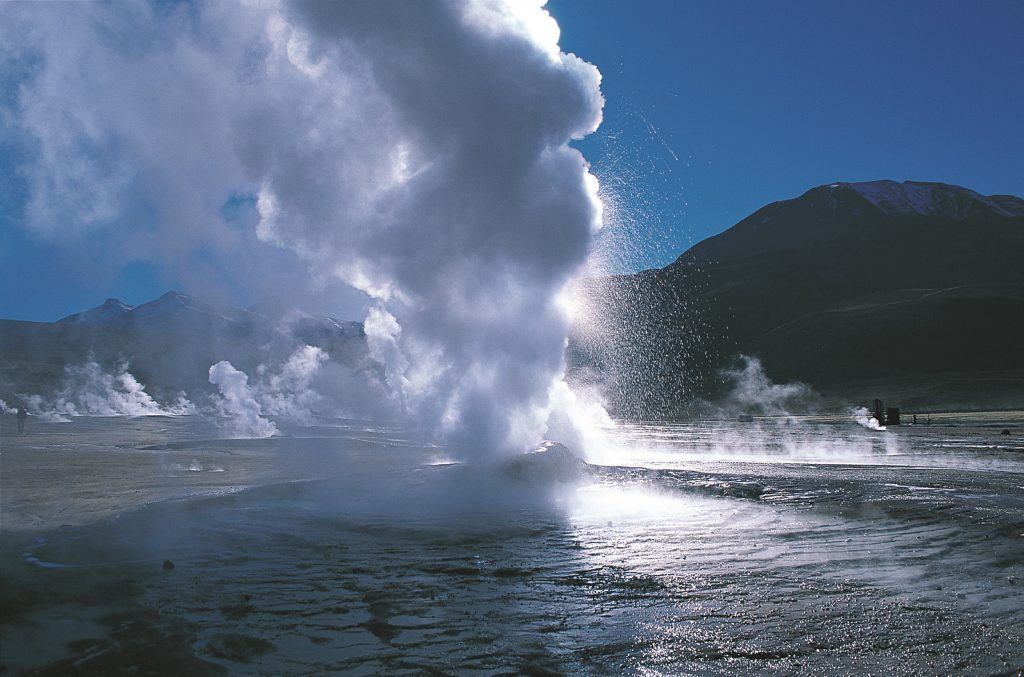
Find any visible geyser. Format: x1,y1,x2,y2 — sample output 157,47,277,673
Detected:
2,0,605,459
259,1,605,458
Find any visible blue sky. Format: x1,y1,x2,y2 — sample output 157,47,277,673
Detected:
549,0,1024,270
2,0,1022,321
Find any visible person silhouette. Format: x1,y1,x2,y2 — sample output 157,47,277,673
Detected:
16,406,28,434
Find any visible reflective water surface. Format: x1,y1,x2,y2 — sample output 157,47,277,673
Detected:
2,414,1023,674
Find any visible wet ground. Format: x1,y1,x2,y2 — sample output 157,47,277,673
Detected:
1,413,1023,674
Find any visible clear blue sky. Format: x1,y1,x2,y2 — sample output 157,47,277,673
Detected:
549,0,1024,271
2,0,1022,321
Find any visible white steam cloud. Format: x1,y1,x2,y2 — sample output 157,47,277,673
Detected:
257,345,329,424
208,361,280,439
363,307,410,416
16,361,194,421
851,406,887,431
9,349,328,437
55,361,195,418
721,355,817,417
208,345,330,437
2,0,605,459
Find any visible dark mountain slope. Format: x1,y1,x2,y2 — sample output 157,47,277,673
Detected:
571,181,1024,416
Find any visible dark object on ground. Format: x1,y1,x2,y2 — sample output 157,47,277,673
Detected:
16,406,27,433
163,559,175,571
737,414,754,423
204,633,275,663
887,407,901,426
1002,429,1012,436
502,441,588,483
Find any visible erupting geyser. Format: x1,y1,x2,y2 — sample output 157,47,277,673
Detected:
2,0,605,459
258,1,606,459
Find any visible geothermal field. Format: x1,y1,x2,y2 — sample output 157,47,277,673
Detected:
3,0,1023,674
2,413,1024,673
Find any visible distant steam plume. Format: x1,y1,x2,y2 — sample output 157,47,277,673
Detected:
213,345,330,434
721,355,817,417
257,345,329,425
852,406,887,431
208,361,279,439
14,361,194,421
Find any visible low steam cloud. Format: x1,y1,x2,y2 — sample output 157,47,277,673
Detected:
208,345,331,437
256,345,329,424
208,361,280,439
55,361,195,418
16,361,194,421
10,348,333,438
720,355,817,417
851,406,887,431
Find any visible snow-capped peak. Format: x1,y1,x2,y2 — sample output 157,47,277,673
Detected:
58,297,134,324
131,291,251,326
837,180,1024,218
100,298,134,313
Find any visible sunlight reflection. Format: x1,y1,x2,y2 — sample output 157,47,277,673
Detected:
565,483,701,525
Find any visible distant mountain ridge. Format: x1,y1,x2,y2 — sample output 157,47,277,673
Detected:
57,291,364,341
842,180,1024,218
1,291,368,402
4,180,1023,419
59,298,134,325
570,179,1024,416
676,180,1024,267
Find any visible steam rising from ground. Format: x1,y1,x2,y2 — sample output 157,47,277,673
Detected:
208,361,279,439
852,406,887,431
56,361,194,418
209,345,330,437
720,355,817,417
15,361,194,422
2,0,605,459
256,345,329,424
11,347,331,437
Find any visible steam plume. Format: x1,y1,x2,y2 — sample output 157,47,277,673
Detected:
2,0,604,459
852,406,887,431
15,361,194,421
55,361,195,417
208,361,279,439
257,345,329,424
721,355,817,416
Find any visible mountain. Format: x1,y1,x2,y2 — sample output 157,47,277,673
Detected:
570,180,1024,416
59,298,133,325
680,181,1024,267
1,292,368,400
59,291,274,334
5,180,1023,419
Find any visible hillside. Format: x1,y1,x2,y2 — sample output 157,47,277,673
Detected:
0,292,369,402
5,180,1023,420
570,180,1024,416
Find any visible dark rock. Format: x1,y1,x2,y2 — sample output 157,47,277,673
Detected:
501,441,588,483
204,633,275,663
